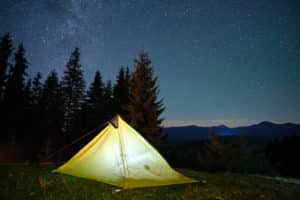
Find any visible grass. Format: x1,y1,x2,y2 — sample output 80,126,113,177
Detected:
0,164,300,200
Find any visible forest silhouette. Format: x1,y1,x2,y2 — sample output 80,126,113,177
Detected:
0,33,299,178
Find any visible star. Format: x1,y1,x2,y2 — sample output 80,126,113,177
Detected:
0,0,299,125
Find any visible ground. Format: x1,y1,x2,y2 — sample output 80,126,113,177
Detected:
0,164,299,200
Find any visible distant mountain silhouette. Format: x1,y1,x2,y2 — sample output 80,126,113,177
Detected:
163,121,300,145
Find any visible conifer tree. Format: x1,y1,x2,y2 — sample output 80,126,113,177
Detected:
3,43,28,142
103,80,113,120
4,43,28,106
26,72,44,161
86,71,104,111
113,66,130,116
198,129,226,171
0,33,13,98
126,51,165,147
24,78,32,108
85,70,105,128
62,48,85,135
40,71,64,159
23,78,41,162
32,72,43,105
23,78,33,129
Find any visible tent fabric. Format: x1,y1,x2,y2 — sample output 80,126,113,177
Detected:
53,115,198,189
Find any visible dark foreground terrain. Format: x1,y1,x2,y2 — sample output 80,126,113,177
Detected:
0,164,299,200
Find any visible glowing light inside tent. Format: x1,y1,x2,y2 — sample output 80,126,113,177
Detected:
53,115,198,188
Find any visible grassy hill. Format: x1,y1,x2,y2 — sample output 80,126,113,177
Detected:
0,164,299,200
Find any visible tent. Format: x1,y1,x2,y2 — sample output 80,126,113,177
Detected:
53,115,197,189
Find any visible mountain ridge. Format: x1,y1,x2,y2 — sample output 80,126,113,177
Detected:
163,121,300,145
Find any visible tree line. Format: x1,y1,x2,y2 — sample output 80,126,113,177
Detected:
166,129,300,178
0,33,164,162
2,33,298,178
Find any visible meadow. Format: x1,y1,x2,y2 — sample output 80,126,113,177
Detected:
0,164,299,200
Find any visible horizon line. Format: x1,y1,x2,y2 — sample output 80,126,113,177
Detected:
162,119,300,128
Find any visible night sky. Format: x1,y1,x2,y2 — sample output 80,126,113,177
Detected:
1,0,299,127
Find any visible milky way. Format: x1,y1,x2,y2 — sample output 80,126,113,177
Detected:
1,0,300,126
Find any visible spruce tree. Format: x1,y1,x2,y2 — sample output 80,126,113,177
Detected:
3,43,28,142
62,48,85,135
23,78,40,162
32,72,43,105
26,72,44,162
86,71,104,111
85,70,105,129
0,33,13,98
198,129,226,171
126,51,165,147
103,80,113,120
113,66,130,116
4,43,28,106
40,71,64,160
24,78,32,109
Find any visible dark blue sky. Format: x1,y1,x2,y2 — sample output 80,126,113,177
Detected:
1,0,299,127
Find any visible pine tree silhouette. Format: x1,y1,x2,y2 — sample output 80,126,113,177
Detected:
32,72,43,104
85,70,105,129
62,48,85,136
126,51,165,147
113,66,130,116
0,33,13,98
40,71,64,160
103,80,113,120
4,43,28,144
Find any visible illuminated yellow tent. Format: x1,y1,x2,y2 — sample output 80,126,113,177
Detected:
53,115,197,189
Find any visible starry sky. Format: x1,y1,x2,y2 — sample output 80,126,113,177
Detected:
0,0,299,127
